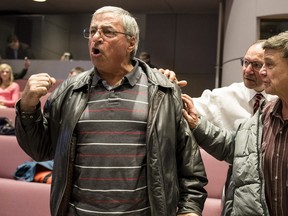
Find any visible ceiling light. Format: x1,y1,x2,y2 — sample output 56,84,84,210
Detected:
33,0,47,2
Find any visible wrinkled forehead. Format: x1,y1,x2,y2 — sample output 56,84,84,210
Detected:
90,12,123,28
263,48,284,61
244,44,264,62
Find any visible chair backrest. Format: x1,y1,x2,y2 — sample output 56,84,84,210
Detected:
200,148,229,216
0,135,32,179
200,148,228,198
14,79,27,92
0,108,16,126
0,178,51,216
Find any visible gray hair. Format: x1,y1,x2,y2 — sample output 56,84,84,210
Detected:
93,6,139,59
263,31,288,58
252,39,266,46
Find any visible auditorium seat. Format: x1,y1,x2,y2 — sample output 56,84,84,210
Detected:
14,79,27,92
0,135,31,178
0,178,50,216
0,107,16,126
0,135,51,216
200,148,229,216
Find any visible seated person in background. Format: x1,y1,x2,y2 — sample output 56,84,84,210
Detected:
14,57,31,80
138,51,157,68
0,63,20,108
67,66,85,78
60,52,73,61
4,34,35,59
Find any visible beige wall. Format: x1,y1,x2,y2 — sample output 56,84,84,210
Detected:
221,0,288,86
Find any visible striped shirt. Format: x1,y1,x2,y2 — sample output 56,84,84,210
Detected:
68,65,151,215
262,99,288,216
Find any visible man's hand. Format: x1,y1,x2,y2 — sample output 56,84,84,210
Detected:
23,57,30,70
20,73,56,112
158,68,187,87
182,94,199,129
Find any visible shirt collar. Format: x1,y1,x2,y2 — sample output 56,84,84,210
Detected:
247,88,270,102
271,99,283,119
91,60,141,88
124,60,141,87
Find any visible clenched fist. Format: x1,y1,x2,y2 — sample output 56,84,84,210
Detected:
20,73,56,112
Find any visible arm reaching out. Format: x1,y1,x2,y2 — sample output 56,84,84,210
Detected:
158,68,188,87
182,94,199,129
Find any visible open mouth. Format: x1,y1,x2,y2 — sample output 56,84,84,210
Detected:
92,47,100,55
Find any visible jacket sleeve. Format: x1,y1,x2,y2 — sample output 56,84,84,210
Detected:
15,100,55,162
174,88,208,215
14,68,28,80
193,116,236,164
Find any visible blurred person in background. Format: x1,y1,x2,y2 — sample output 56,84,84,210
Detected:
14,57,31,80
0,63,20,108
138,51,157,68
60,52,74,61
67,66,85,78
4,34,35,59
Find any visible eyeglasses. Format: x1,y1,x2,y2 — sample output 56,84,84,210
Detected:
83,27,132,39
240,58,263,72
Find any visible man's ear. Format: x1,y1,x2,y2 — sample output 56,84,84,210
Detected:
127,37,136,53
